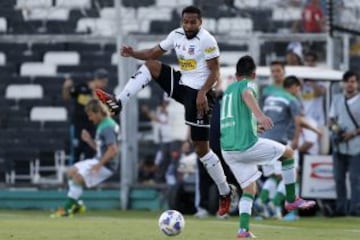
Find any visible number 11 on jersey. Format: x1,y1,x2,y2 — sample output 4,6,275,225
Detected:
221,93,233,120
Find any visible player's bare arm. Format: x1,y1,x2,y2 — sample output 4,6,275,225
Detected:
81,129,97,150
242,89,273,130
91,143,118,173
297,115,322,136
292,116,302,149
196,57,220,116
120,45,165,60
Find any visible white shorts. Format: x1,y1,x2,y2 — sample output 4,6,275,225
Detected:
222,138,286,188
74,158,113,188
262,160,282,177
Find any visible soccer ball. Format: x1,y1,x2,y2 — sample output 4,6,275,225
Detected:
158,210,185,236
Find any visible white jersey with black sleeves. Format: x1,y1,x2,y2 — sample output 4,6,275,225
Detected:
159,27,220,90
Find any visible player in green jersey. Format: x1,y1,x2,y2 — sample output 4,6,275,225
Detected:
220,55,316,238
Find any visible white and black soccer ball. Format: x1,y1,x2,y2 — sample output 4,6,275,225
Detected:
158,210,185,236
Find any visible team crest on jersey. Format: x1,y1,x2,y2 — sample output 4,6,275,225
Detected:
188,45,195,55
205,46,217,53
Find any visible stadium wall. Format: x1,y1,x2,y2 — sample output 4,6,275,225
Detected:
0,188,165,210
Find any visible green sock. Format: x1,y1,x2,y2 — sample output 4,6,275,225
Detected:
259,189,269,204
285,183,296,203
239,192,254,231
282,159,296,203
273,192,285,207
240,213,250,231
64,198,78,213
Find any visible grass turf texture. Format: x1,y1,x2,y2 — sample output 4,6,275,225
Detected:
0,210,359,240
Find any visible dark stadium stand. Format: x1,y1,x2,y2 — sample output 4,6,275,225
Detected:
0,0,357,186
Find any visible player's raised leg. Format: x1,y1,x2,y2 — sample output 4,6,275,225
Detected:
96,61,156,115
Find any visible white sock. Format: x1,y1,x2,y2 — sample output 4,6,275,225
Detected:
116,64,152,105
67,179,83,200
194,163,200,210
263,178,278,199
239,195,253,215
282,166,296,185
277,180,286,195
200,150,230,196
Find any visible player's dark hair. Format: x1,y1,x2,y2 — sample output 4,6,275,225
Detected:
342,70,359,82
283,75,301,88
182,6,202,19
270,60,285,69
85,99,109,116
236,55,256,77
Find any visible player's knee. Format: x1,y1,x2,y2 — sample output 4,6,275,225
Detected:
193,142,209,157
73,173,84,184
282,146,294,160
66,167,77,178
243,182,257,196
144,60,161,77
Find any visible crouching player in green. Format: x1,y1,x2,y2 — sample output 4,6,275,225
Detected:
51,99,119,217
220,55,315,238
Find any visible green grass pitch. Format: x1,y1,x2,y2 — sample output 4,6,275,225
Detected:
0,210,359,240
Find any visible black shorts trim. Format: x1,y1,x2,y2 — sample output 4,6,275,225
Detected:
185,121,210,128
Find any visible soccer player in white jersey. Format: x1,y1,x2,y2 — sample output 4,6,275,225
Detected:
96,6,234,216
220,56,316,238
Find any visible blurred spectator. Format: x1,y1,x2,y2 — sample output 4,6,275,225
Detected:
301,0,325,33
177,141,197,182
298,118,320,155
62,69,108,164
286,42,303,66
138,155,157,185
329,70,360,216
302,52,326,125
141,98,175,183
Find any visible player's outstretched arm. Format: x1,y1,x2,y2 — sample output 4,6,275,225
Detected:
120,45,165,60
242,90,273,130
296,115,322,136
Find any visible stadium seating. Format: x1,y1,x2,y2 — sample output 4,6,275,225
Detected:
0,17,7,32
5,84,43,100
30,106,67,122
56,0,92,9
16,0,53,9
1,0,354,187
43,51,80,66
22,8,70,21
0,52,5,65
20,62,57,76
